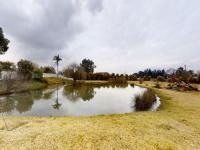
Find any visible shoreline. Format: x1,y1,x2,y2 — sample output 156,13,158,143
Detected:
0,81,200,149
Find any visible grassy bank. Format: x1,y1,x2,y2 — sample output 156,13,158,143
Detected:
0,81,200,149
0,77,67,95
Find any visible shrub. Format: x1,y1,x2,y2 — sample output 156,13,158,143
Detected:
0,61,16,71
167,76,179,83
32,68,43,81
198,73,200,83
167,83,172,89
108,76,127,84
17,59,34,80
139,78,143,84
0,64,2,72
188,75,199,84
129,74,137,81
134,89,156,111
42,66,56,74
154,82,161,88
157,76,165,82
143,75,151,81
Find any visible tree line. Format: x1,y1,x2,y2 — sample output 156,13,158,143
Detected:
0,27,200,83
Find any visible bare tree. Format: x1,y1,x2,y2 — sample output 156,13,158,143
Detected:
63,63,85,83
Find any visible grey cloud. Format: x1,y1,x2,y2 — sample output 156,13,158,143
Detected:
0,0,84,51
86,0,104,15
1,0,200,73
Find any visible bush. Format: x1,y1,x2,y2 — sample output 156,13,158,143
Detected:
41,66,56,74
188,76,199,84
134,89,156,111
129,74,137,81
143,75,151,81
108,76,127,84
0,64,2,72
198,73,200,83
154,82,161,88
17,59,34,80
139,78,143,84
32,68,43,81
167,83,172,89
157,76,165,82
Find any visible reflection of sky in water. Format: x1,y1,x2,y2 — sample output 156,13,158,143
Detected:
0,85,160,116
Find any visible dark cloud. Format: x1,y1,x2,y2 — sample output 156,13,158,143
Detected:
0,0,83,50
0,0,200,73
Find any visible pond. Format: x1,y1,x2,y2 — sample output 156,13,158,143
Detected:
0,84,160,116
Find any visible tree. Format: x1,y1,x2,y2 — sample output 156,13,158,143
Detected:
41,66,56,74
0,27,9,55
53,54,62,77
80,58,96,73
17,59,34,80
0,61,16,71
32,68,43,81
64,63,86,83
197,72,200,83
0,63,2,73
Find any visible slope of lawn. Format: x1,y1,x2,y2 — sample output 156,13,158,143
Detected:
0,81,200,150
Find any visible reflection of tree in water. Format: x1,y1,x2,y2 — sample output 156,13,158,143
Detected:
63,85,96,102
0,89,52,114
14,90,43,113
0,96,15,113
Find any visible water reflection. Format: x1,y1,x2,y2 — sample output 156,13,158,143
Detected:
0,88,56,114
52,86,62,109
63,85,96,101
0,84,160,116
63,83,129,102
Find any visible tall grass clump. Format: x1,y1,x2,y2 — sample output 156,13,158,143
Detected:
134,89,156,111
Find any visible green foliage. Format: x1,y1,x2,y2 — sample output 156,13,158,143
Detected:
143,75,151,81
129,74,137,81
157,76,165,82
108,76,127,84
90,72,110,80
139,78,143,84
198,72,200,83
154,81,161,88
80,58,96,73
134,89,156,111
0,61,16,71
64,63,87,82
0,64,2,72
41,66,56,74
17,59,34,79
64,84,95,101
33,68,43,80
0,27,9,55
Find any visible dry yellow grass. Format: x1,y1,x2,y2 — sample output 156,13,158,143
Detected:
0,81,200,150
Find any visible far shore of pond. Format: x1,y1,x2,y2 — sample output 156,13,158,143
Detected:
0,78,121,96
0,81,200,149
0,77,67,96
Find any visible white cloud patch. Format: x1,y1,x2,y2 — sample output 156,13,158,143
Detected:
0,0,200,73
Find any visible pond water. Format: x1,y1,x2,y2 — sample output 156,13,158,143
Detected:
0,84,160,116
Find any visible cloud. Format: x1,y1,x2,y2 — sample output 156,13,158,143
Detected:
86,0,104,15
0,0,83,50
0,0,200,73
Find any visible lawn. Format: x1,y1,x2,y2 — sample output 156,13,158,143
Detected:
0,81,200,150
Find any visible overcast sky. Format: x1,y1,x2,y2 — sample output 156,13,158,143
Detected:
0,0,200,73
